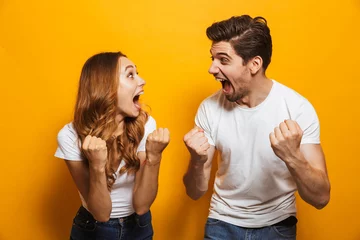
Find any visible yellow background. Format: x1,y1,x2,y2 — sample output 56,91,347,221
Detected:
1,0,359,239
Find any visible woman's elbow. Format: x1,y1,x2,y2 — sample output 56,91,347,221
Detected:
88,208,111,222
92,213,110,222
134,206,150,216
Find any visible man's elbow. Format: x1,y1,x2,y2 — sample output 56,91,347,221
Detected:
314,194,330,209
185,188,206,200
314,199,329,209
313,187,331,209
183,175,207,200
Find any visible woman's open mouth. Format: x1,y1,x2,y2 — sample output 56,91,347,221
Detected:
133,91,144,109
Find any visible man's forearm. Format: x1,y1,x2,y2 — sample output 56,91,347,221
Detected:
183,160,209,200
286,156,330,209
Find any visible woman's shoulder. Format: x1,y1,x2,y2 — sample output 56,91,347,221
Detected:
146,115,156,127
57,122,78,140
55,122,83,160
144,115,157,133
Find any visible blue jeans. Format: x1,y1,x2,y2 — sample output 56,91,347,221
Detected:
204,217,297,240
70,206,153,240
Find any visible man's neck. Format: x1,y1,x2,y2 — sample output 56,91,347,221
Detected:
236,76,273,108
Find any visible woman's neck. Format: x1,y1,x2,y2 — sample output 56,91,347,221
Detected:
113,114,125,137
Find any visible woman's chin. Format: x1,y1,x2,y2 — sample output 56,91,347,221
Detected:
128,109,141,118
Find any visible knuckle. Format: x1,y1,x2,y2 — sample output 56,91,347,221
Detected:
290,131,297,137
272,140,279,147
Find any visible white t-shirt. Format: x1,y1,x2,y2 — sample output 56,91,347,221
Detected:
195,80,320,228
55,116,156,218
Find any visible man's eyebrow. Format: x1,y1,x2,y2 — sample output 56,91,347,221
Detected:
216,53,232,59
210,50,232,59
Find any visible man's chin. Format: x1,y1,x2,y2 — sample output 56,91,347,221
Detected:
225,95,238,102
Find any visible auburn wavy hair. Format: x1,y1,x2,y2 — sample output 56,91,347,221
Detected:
73,52,148,190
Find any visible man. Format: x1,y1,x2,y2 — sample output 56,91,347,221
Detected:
183,15,330,239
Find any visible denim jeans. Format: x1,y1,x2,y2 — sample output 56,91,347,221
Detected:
70,206,153,240
204,217,297,240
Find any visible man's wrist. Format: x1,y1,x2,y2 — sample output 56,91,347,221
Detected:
284,152,307,170
190,158,206,169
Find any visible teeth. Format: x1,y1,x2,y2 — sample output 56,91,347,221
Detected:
136,91,144,96
215,78,226,82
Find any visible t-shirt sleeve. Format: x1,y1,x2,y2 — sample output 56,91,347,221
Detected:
54,123,83,161
137,116,157,152
296,100,320,144
195,101,215,146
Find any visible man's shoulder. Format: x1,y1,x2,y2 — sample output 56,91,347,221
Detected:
273,80,309,104
272,80,316,117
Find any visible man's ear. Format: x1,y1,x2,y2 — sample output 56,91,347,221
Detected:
249,56,263,74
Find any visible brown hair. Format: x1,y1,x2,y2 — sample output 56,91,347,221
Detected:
206,15,272,71
73,52,148,189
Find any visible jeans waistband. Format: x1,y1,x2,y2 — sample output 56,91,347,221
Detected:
77,206,135,224
273,216,297,227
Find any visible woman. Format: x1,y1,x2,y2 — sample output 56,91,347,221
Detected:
55,52,170,239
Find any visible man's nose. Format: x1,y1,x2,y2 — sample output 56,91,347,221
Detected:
208,62,220,75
